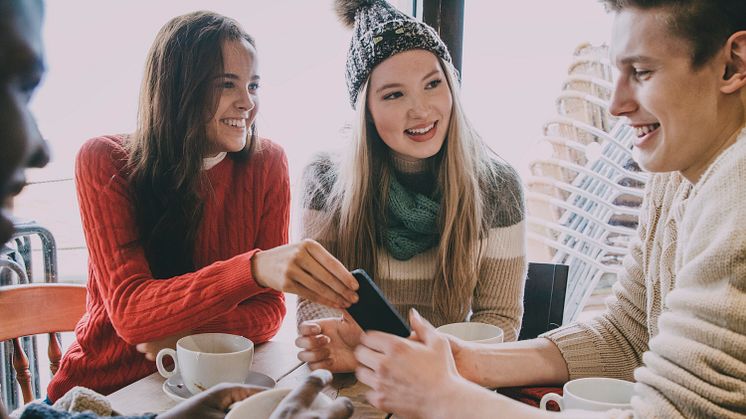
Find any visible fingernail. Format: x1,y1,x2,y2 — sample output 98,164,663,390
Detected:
411,308,421,319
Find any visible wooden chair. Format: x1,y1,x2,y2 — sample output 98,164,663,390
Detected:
0,283,86,404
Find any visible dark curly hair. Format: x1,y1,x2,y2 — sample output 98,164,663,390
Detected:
601,0,746,68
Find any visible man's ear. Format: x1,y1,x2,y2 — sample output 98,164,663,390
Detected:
722,31,746,94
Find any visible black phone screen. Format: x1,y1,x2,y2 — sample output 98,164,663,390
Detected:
347,268,411,337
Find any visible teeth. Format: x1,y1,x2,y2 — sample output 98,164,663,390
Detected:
634,123,659,137
406,122,435,135
222,118,246,128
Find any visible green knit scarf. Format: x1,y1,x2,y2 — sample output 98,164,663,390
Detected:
383,175,441,260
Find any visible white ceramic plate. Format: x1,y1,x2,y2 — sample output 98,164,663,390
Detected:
162,371,276,402
226,387,332,419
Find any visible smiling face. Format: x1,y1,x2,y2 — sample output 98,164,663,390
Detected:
0,0,50,244
204,38,260,157
366,49,453,161
609,7,746,182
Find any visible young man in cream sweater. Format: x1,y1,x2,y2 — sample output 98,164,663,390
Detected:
352,1,746,417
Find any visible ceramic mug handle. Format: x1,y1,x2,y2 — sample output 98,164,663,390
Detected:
539,392,564,411
156,348,179,378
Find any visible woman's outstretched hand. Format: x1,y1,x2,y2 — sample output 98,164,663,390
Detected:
251,240,358,309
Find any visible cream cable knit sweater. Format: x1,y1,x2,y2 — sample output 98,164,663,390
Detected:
543,128,746,418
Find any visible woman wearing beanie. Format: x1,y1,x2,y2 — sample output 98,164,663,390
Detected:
47,11,359,400
296,0,527,373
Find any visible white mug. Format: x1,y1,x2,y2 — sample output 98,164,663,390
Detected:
540,377,635,412
156,333,254,395
435,322,504,344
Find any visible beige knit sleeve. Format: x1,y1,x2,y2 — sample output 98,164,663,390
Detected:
540,175,671,381
631,140,746,418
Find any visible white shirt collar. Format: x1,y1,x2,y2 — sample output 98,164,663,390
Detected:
202,152,227,170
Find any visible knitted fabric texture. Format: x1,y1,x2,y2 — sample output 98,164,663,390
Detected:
52,386,115,416
19,404,155,419
543,128,746,418
384,175,440,260
338,0,451,107
47,135,289,401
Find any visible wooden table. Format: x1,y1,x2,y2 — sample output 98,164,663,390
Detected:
108,340,388,418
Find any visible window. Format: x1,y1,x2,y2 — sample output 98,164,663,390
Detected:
18,1,612,281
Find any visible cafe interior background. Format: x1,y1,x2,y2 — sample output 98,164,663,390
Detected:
9,0,614,397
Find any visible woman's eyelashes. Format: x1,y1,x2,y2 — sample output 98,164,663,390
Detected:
383,91,403,100
381,79,443,101
219,80,260,93
425,78,442,89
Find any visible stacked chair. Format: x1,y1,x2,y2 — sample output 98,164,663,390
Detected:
526,44,649,323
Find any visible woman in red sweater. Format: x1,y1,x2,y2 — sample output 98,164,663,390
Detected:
47,11,358,401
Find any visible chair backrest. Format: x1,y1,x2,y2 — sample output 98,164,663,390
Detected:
519,263,569,341
0,283,86,404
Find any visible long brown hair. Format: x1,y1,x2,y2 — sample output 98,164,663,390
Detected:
126,11,256,278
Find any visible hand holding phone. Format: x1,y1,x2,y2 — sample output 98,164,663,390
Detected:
346,269,411,337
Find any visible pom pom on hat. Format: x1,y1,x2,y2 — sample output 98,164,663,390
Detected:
334,0,377,28
335,0,452,108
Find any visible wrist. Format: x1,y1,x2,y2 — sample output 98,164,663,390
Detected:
428,375,475,419
250,251,267,288
455,343,483,384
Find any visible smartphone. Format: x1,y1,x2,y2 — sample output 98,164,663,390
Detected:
347,269,411,337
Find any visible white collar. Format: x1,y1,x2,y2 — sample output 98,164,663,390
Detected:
202,152,227,170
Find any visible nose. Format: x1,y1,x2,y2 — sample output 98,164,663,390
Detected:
26,115,50,169
407,93,428,119
28,138,51,169
236,89,255,113
608,76,636,117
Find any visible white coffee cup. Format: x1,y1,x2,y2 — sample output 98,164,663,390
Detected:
539,377,635,411
435,322,504,344
156,333,254,395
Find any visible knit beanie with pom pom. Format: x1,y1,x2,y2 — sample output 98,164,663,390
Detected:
335,0,452,108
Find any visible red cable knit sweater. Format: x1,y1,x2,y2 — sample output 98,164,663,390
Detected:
47,135,288,401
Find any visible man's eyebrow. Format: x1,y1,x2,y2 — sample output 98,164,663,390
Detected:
619,55,657,65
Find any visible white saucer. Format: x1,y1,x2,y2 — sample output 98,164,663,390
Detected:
162,371,276,402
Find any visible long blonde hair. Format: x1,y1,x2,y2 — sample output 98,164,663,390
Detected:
306,59,504,322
